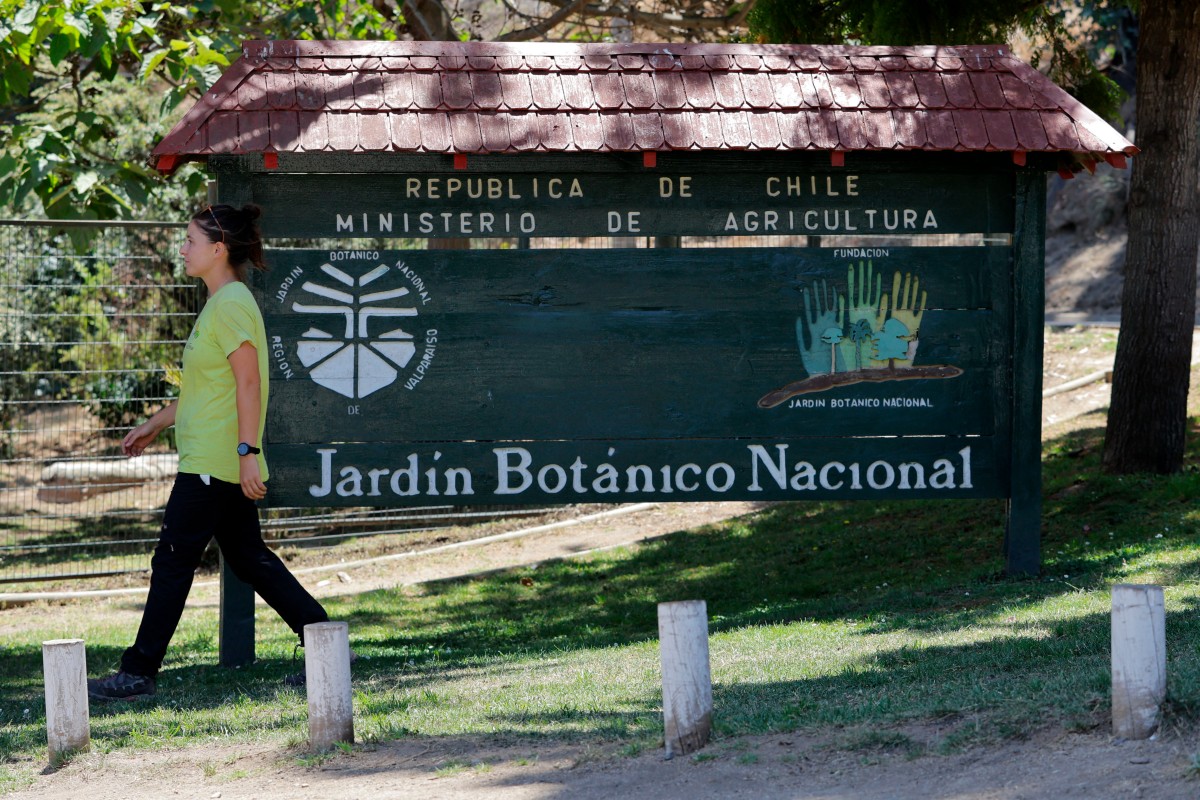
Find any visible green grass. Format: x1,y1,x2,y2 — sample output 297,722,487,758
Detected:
2,413,1200,789
1044,326,1119,359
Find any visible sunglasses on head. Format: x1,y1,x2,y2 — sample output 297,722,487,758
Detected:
202,205,225,242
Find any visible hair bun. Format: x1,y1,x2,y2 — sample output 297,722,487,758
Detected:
240,203,263,222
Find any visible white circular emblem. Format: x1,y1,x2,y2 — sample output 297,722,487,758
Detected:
292,261,421,399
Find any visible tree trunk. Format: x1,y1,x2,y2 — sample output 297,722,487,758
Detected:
402,0,459,41
1103,0,1200,474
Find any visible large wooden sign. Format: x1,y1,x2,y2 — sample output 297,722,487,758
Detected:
226,151,1041,575
261,244,1009,506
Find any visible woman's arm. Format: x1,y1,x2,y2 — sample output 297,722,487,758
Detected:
122,400,178,457
229,342,267,501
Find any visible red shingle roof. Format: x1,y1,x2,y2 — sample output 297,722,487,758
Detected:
152,40,1136,173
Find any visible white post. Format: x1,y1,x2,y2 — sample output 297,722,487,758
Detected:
658,600,712,759
42,639,89,763
1111,584,1166,739
304,621,354,750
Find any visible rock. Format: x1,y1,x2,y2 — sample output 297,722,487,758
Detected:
38,454,179,504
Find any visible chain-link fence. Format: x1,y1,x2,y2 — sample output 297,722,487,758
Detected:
0,220,562,585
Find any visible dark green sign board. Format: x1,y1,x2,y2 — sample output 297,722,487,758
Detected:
260,245,1008,506
217,151,1043,579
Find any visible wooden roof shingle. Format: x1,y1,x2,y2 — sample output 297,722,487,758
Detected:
152,39,1136,172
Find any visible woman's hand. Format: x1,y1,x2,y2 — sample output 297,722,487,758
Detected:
239,455,268,501
122,421,160,457
122,402,177,457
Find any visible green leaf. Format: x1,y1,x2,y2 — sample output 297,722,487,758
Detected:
116,170,151,206
138,47,169,81
165,57,185,82
183,167,208,197
12,1,40,36
0,152,18,206
11,172,38,210
96,181,135,211
159,84,190,117
74,171,100,195
48,32,72,64
12,30,35,63
91,41,115,70
43,181,75,211
2,58,33,100
62,13,93,41
188,32,231,67
102,2,129,35
187,62,222,93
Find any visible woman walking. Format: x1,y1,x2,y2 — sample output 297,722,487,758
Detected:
88,204,329,699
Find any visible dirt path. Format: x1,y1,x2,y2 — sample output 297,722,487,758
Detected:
8,725,1195,799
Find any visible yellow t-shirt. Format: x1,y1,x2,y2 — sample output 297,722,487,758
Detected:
176,281,270,483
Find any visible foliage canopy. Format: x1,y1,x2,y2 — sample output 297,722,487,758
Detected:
0,0,404,221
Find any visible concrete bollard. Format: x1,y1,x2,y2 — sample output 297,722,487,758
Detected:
1111,584,1166,739
304,621,354,750
42,639,90,763
658,600,712,759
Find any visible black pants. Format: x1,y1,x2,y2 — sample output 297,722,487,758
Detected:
120,472,328,677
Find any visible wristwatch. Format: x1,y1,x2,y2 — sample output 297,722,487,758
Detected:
237,442,261,457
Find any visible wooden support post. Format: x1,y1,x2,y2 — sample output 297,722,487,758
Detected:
658,600,712,759
218,554,255,668
1005,168,1046,576
304,621,354,750
1111,584,1166,739
42,639,89,763
213,172,258,670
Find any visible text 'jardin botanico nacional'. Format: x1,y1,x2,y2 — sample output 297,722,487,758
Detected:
258,162,1011,507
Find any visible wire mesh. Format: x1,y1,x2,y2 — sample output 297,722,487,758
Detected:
0,220,190,583
0,222,563,585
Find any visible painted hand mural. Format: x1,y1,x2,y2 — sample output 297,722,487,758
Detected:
837,260,882,371
759,263,961,408
796,279,845,377
874,271,926,366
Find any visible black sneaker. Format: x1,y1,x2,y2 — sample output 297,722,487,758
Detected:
88,671,156,700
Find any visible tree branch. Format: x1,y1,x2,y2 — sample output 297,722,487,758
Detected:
402,0,463,41
402,0,438,40
499,0,754,39
498,0,592,41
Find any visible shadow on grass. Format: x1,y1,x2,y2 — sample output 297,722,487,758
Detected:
342,423,1198,656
